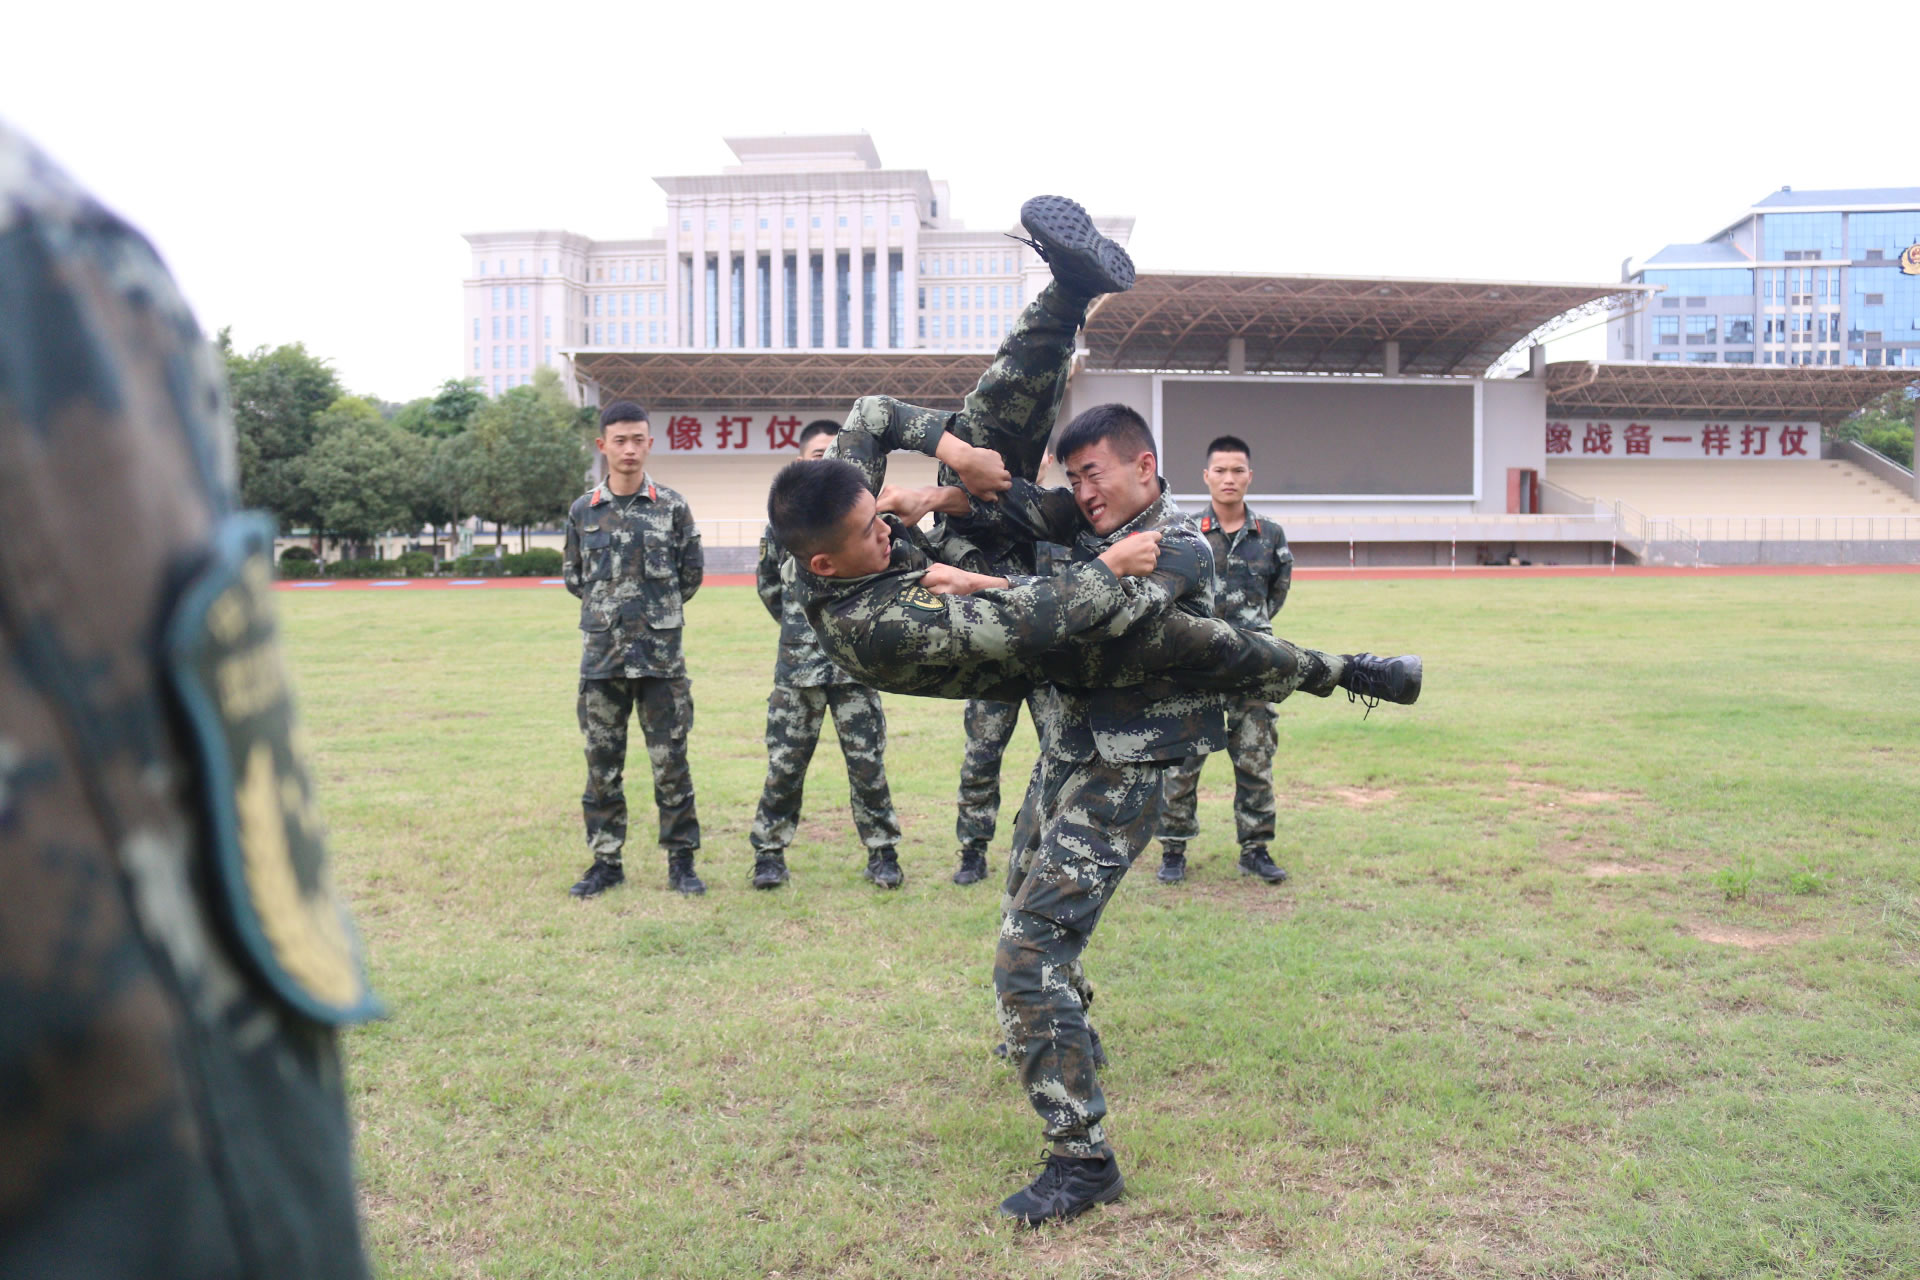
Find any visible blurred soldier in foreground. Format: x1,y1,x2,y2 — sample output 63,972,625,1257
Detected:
0,122,378,1278
750,421,904,890
563,402,707,897
1157,435,1296,885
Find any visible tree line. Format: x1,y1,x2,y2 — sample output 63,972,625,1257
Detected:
222,331,593,555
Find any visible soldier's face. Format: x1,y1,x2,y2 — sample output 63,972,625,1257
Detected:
1065,439,1159,536
809,490,892,578
599,420,652,477
1203,451,1252,506
799,435,833,460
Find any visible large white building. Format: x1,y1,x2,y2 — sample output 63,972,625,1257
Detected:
463,134,1132,396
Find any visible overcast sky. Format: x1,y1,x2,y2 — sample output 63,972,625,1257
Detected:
7,1,1912,403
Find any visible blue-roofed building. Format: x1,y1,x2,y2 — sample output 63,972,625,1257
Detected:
1608,186,1920,370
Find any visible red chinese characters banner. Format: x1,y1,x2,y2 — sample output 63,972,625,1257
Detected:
653,410,838,455
1543,419,1817,461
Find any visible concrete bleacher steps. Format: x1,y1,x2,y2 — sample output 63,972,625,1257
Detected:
1547,459,1920,542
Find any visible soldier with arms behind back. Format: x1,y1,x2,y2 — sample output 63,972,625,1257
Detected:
1157,435,1296,886
750,421,905,890
563,402,707,897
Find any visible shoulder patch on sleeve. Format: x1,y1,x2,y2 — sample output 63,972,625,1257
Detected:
900,584,947,612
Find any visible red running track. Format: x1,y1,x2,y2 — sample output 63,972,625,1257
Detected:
276,563,1920,592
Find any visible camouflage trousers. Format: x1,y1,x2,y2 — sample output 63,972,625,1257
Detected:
955,695,1037,855
749,682,901,856
994,755,1166,1160
1160,693,1278,854
578,676,700,864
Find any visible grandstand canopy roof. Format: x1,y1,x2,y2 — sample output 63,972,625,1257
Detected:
1079,271,1644,376
568,349,989,411
1546,361,1918,424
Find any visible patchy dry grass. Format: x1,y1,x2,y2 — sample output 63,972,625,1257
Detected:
280,573,1920,1279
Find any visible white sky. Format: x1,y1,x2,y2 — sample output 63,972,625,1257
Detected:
7,0,1913,402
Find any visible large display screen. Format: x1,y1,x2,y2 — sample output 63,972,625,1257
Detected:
1159,378,1477,497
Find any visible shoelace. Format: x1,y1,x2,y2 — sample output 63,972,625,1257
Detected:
1005,231,1049,261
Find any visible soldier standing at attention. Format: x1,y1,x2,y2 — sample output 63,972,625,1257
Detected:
1156,435,1295,886
563,402,707,898
749,421,905,890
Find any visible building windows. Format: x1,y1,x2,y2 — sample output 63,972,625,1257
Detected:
477,261,485,275
809,252,824,347
1655,316,1680,344
758,218,768,230
520,316,530,339
862,214,874,228
707,219,717,231
542,258,550,274
785,216,795,229
491,316,501,338
705,255,719,347
784,253,798,347
811,216,821,229
520,345,528,368
1724,350,1754,364
945,287,956,310
961,316,970,339
731,254,746,347
732,218,743,231
890,214,901,226
918,316,926,339
497,259,505,274
1724,314,1754,344
960,256,970,275
945,316,956,338
492,376,502,393
888,251,903,348
1642,268,1753,297
593,324,602,344
473,347,480,369
1652,352,1680,362
861,251,877,347
917,286,927,309
759,253,773,347
681,219,691,232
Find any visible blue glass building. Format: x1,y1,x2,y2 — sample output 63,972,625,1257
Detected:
1608,187,1920,369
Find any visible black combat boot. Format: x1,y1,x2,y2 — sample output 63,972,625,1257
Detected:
751,852,789,890
1156,845,1188,884
953,847,989,886
1238,847,1289,884
1014,195,1136,298
569,858,624,898
1337,653,1423,711
667,851,706,896
865,848,905,889
998,1152,1125,1226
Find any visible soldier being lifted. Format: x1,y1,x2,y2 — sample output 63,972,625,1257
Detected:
563,402,707,898
749,421,905,890
765,196,1421,1226
1156,435,1296,886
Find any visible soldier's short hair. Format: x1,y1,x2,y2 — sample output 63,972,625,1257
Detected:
800,419,840,448
1056,403,1155,468
599,400,649,431
1206,434,1253,463
768,458,869,560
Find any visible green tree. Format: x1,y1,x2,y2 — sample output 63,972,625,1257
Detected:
1834,385,1916,468
223,335,344,533
460,369,588,550
415,433,470,557
300,396,427,551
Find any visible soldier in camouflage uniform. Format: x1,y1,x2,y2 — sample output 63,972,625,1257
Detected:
750,422,904,890
0,123,376,1278
1158,435,1297,886
563,402,707,897
766,197,1422,1225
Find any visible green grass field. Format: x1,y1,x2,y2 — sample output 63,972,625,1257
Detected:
281,574,1920,1279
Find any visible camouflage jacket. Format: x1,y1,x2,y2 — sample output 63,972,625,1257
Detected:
0,123,373,1278
1197,506,1293,631
563,474,703,679
789,396,1168,702
970,478,1229,765
757,525,856,687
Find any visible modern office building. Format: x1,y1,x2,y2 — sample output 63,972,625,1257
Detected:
1608,187,1920,369
462,134,1130,396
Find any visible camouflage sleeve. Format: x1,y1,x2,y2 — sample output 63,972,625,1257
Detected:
676,499,704,603
829,395,949,495
562,502,585,598
959,477,1082,547
755,527,784,621
1269,523,1293,617
1089,527,1215,637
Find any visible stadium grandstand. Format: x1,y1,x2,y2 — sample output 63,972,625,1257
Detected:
480,135,1920,570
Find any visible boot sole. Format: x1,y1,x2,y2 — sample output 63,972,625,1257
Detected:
1020,195,1136,296
1398,657,1423,705
1001,1173,1126,1226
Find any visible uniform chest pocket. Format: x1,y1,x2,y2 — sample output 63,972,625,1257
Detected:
582,527,614,582
642,532,675,581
